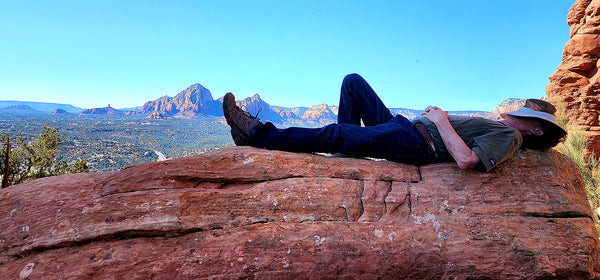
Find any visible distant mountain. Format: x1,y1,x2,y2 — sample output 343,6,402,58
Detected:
146,112,172,120
221,95,492,127
81,105,124,116
270,106,306,126
124,110,143,116
0,105,45,114
271,106,305,118
237,94,284,124
301,104,336,119
491,98,526,118
2,105,35,110
0,83,494,124
142,83,221,118
51,108,74,115
119,106,143,111
237,96,337,127
0,101,83,113
389,107,491,119
389,108,421,119
272,106,300,119
447,110,492,118
301,104,337,126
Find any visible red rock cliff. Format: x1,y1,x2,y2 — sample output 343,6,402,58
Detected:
0,147,598,279
547,0,600,155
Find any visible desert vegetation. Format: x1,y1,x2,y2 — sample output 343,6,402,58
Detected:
554,105,600,234
0,126,88,187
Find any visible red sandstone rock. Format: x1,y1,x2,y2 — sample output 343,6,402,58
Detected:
0,147,598,279
569,0,593,36
300,104,337,124
547,0,600,156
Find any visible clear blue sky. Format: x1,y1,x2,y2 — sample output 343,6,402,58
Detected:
0,0,574,111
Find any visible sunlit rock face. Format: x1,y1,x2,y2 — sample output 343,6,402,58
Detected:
0,146,598,279
142,83,222,117
547,0,600,156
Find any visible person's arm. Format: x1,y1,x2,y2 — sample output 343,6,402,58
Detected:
421,106,480,169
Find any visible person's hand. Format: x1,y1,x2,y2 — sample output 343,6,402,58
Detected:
421,106,448,124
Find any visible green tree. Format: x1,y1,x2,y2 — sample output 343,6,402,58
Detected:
0,126,88,187
69,159,89,173
0,134,11,188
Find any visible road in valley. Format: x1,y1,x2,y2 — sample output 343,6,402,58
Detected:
153,149,167,161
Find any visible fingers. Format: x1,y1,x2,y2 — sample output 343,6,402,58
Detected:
424,106,440,112
421,106,446,118
422,106,435,116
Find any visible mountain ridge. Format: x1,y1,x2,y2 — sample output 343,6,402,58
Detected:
1,82,508,126
0,105,45,115
0,101,83,113
141,83,221,118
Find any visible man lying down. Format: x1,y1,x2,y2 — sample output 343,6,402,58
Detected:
221,74,567,172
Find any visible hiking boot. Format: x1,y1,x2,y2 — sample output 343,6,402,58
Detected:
222,92,262,145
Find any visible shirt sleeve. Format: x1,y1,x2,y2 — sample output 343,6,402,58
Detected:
471,129,522,172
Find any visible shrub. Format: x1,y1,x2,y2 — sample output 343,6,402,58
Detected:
555,130,600,211
553,104,600,236
0,126,88,187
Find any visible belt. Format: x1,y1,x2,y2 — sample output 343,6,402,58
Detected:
412,120,439,161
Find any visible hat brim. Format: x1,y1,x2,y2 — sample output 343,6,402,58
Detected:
501,107,567,135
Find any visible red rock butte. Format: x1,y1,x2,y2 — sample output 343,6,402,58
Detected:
547,0,600,156
0,147,598,279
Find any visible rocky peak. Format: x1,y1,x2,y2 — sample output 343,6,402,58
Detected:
250,93,261,101
490,98,525,118
80,105,124,116
301,103,337,125
145,111,171,120
308,103,329,111
142,83,221,117
51,108,71,115
237,94,283,124
1,147,597,278
172,83,215,107
238,93,265,108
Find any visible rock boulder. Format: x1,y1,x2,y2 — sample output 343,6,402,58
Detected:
0,147,598,279
547,0,600,156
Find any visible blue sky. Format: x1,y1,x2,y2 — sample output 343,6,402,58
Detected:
0,0,574,111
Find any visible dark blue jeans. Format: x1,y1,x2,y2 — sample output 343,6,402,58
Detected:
247,73,433,164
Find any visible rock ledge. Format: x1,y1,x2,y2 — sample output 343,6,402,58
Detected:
0,147,598,279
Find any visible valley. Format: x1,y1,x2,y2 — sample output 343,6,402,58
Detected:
0,114,232,172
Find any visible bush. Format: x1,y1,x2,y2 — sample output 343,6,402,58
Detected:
553,104,600,236
555,130,600,211
0,126,88,187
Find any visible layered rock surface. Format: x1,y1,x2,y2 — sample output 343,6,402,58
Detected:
547,0,600,155
0,147,598,279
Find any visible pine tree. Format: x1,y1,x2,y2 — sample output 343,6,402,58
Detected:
0,126,88,187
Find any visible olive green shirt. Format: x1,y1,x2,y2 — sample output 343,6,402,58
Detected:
417,115,522,171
